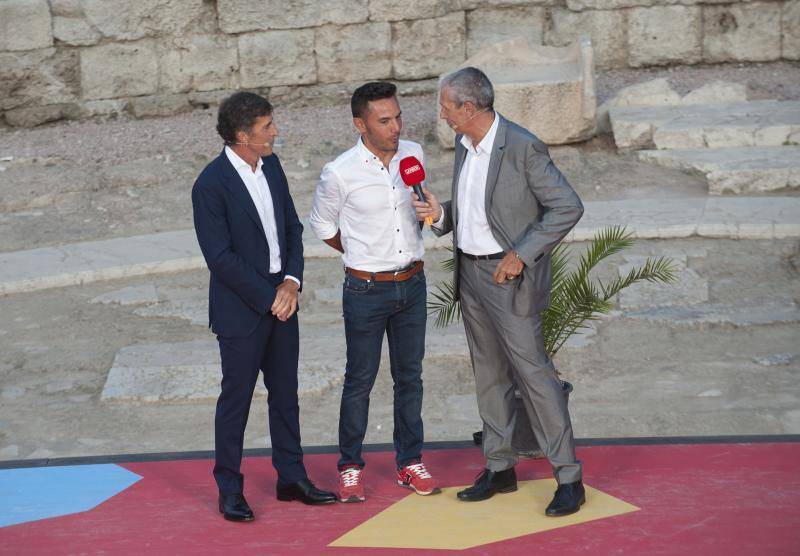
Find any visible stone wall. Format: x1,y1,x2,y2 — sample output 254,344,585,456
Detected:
1,0,797,127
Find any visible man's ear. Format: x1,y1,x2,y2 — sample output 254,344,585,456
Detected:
234,129,248,144
353,117,367,135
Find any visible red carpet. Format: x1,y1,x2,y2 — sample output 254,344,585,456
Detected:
1,441,798,555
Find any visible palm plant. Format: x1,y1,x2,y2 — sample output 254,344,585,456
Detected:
429,225,678,357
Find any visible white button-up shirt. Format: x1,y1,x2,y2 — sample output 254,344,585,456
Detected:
454,114,505,256
309,138,425,272
225,147,299,285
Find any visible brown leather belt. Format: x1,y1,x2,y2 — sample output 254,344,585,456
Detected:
345,260,424,282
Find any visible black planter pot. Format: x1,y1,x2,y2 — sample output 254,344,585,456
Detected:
472,380,573,459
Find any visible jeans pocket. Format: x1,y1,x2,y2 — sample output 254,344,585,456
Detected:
343,274,372,294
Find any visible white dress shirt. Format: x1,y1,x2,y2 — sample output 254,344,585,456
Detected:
453,113,505,256
225,147,299,286
309,138,425,272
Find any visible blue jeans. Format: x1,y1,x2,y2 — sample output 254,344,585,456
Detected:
338,270,427,469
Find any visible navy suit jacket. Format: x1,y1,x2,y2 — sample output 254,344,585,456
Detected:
191,149,304,338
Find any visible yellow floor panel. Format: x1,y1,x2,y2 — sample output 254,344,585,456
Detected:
329,479,640,550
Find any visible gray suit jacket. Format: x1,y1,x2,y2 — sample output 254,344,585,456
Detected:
434,114,584,315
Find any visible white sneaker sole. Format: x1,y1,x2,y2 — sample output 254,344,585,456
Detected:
397,480,442,496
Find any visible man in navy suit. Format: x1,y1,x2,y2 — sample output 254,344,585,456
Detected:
192,92,335,521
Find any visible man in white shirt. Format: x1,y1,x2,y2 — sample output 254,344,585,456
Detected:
192,92,335,522
413,67,586,517
310,82,440,503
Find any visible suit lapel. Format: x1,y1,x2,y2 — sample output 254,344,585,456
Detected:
220,149,267,241
452,138,467,227
484,114,507,212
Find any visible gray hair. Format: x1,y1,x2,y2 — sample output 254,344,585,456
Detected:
440,67,494,110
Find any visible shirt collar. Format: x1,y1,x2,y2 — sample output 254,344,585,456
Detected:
225,145,263,174
356,137,401,166
460,112,499,156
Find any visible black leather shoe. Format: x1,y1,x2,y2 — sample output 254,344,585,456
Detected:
457,468,517,502
545,480,585,516
218,493,254,522
276,478,336,505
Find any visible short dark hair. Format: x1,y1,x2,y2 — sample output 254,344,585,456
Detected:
351,81,397,118
216,92,273,145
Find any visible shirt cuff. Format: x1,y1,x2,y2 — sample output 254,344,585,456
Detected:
284,275,301,287
431,209,445,229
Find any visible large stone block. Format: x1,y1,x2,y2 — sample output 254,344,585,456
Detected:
785,1,800,60
316,22,391,83
628,5,701,67
240,30,316,88
81,43,159,100
80,0,213,40
703,2,782,63
467,7,545,57
53,16,102,46
544,7,627,69
393,12,466,80
437,37,597,147
218,0,368,33
0,49,79,112
0,0,53,51
160,35,239,93
460,0,557,8
368,0,455,21
566,0,738,9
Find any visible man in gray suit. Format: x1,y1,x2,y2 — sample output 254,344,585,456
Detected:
414,67,585,516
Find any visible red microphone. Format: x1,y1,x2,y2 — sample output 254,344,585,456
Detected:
399,156,432,225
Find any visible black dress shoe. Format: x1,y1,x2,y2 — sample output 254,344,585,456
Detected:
218,493,254,522
276,478,336,505
457,468,517,502
545,480,585,516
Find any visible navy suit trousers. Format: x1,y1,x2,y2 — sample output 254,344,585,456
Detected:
213,275,306,495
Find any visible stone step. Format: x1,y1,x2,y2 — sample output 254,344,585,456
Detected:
638,147,800,195
2,197,799,296
101,325,469,403
610,100,800,151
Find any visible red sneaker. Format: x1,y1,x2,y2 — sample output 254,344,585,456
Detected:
338,465,365,503
397,461,441,496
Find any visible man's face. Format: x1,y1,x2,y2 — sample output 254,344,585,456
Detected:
354,96,402,155
438,86,464,131
239,113,279,157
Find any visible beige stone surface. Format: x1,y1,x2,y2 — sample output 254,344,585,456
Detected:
316,22,392,84
80,42,159,100
240,30,316,88
437,38,596,147
628,5,702,67
703,2,782,63
0,48,79,112
681,81,748,105
159,35,239,94
466,6,545,57
368,0,454,21
393,12,467,80
567,0,741,8
0,0,53,52
218,0,368,33
784,1,800,60
596,77,680,133
544,7,628,69
81,0,213,41
51,0,102,46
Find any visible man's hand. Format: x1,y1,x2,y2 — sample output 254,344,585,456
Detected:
271,279,299,321
412,187,442,223
493,251,524,285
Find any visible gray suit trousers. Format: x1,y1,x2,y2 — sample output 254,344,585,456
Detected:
459,255,582,484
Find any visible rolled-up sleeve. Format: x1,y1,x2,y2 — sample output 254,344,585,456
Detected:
309,164,343,240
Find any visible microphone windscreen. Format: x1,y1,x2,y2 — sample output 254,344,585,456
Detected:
399,156,426,185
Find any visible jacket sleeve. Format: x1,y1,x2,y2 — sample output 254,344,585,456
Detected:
514,143,584,267
192,176,276,313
